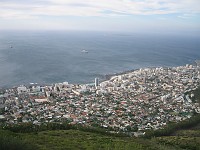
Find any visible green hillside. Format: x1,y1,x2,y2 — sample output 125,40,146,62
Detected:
1,127,200,150
19,130,143,150
0,129,144,150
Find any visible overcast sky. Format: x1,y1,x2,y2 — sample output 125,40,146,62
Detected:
0,0,200,34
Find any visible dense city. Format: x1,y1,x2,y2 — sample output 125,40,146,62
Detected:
0,62,200,136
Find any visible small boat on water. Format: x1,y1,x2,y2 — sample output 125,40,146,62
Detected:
81,49,88,53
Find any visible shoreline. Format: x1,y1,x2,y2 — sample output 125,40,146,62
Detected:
99,68,138,82
100,60,200,83
0,61,199,90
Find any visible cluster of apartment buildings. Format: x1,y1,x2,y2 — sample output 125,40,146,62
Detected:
0,63,200,134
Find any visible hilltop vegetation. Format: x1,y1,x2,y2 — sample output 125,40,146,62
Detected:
0,130,37,150
0,129,143,150
1,126,199,150
18,130,143,150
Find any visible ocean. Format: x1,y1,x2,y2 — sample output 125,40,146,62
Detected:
0,30,199,88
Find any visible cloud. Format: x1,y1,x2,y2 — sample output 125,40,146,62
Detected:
178,13,196,19
0,0,200,19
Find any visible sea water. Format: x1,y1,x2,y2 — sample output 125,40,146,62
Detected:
0,30,199,88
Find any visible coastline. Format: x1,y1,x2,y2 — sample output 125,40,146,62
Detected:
0,61,199,90
100,69,138,83
100,60,200,84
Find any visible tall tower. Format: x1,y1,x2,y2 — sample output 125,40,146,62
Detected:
95,78,99,87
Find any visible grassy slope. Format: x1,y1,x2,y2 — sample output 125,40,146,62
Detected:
154,124,200,150
2,128,199,150
0,129,37,150
19,130,143,150
0,127,200,150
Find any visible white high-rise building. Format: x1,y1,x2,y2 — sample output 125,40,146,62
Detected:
95,78,99,87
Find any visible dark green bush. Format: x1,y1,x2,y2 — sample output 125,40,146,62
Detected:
0,130,37,150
